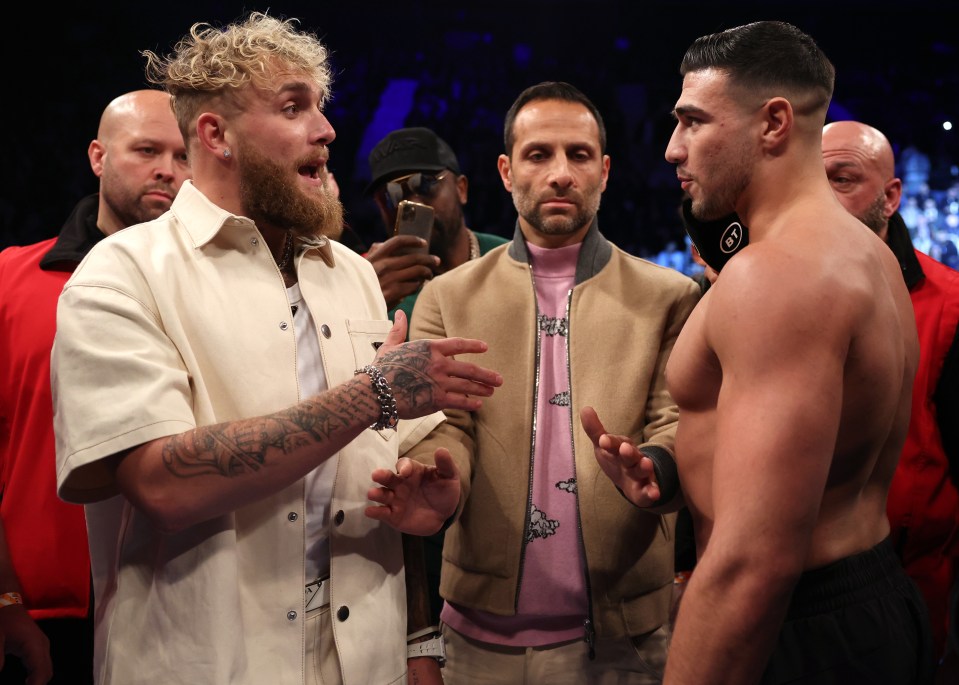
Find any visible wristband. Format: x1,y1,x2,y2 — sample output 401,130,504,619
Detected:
407,634,446,665
355,365,399,431
639,445,680,504
0,591,23,607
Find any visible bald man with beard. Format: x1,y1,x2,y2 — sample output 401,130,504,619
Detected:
0,89,191,684
823,120,959,675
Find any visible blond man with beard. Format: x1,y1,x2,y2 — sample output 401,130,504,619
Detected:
50,12,501,685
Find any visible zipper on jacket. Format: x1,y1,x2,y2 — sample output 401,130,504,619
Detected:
583,617,596,660
514,262,540,606
564,288,597,660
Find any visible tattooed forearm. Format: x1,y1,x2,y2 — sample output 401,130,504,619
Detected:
163,419,294,477
291,379,380,440
161,376,380,479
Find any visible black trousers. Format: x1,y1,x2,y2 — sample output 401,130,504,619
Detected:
762,537,936,685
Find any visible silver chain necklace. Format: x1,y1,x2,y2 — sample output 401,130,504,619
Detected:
277,232,294,271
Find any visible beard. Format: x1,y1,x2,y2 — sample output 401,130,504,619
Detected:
513,184,603,237
237,145,343,240
427,204,465,262
100,166,176,227
689,139,753,222
857,191,888,235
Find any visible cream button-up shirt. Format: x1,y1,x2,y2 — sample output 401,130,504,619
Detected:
53,181,440,685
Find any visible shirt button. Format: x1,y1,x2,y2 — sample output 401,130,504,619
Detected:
288,512,298,522
251,237,259,246
320,324,332,338
287,610,297,621
280,322,289,331
336,606,349,622
333,510,344,525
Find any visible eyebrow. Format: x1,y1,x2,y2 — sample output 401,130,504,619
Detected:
519,139,598,152
277,80,319,99
672,105,707,120
824,159,859,170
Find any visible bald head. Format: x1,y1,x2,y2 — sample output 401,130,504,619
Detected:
98,89,176,142
823,121,896,180
822,120,902,241
88,89,190,236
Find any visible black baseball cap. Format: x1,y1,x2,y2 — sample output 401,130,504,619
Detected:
365,127,461,194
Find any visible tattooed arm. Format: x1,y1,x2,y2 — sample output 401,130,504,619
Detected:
115,311,502,534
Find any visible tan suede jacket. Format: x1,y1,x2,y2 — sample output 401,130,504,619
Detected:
405,221,701,639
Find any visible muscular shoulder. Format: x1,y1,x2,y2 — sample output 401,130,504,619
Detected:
706,242,851,359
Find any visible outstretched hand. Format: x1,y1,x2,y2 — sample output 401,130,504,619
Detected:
580,406,662,507
374,310,503,419
366,447,461,535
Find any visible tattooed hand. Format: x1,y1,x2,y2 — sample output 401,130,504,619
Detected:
366,448,460,534
373,310,502,418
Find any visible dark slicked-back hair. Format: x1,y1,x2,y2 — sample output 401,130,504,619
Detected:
503,81,607,156
681,21,835,112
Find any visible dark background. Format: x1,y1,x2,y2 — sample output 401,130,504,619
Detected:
4,1,957,259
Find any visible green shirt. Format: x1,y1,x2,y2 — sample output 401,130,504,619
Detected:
390,230,508,337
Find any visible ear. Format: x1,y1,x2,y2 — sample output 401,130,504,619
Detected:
883,177,903,216
497,154,512,192
88,139,106,178
455,173,469,205
600,154,611,193
197,112,230,158
760,97,793,151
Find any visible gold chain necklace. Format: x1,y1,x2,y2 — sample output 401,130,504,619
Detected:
468,229,480,261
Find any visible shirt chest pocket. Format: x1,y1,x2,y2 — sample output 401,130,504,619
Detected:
344,319,395,444
345,318,392,374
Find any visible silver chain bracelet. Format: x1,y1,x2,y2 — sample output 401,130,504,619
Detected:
355,364,399,431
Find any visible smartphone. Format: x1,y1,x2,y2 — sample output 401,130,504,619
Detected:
393,200,434,255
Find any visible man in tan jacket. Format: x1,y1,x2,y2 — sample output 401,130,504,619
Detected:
404,81,700,683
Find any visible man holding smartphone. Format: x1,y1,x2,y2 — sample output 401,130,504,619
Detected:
363,128,509,631
365,127,508,325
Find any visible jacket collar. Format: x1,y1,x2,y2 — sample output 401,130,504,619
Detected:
172,180,335,266
885,211,924,290
507,216,611,284
39,194,105,272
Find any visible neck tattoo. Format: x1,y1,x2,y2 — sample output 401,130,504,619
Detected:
277,232,295,271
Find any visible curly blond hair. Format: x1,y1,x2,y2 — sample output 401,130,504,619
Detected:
142,12,333,145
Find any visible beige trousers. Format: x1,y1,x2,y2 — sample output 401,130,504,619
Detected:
441,622,669,685
306,605,342,685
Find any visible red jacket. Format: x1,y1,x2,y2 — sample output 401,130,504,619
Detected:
0,195,103,619
885,212,959,657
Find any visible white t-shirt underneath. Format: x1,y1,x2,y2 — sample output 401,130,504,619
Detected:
288,282,338,582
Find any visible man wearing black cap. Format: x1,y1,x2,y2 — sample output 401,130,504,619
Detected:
365,130,507,627
365,127,507,324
